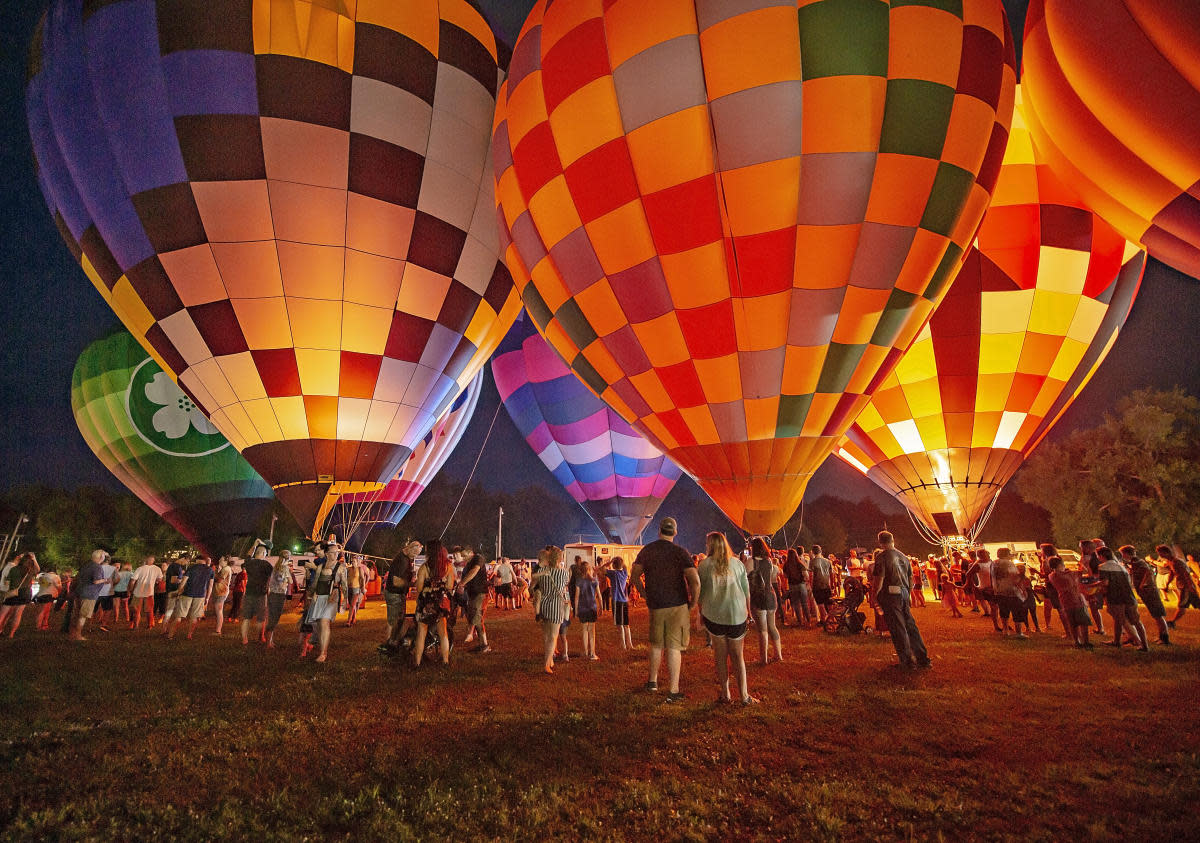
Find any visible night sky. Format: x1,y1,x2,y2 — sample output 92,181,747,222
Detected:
3,2,1198,536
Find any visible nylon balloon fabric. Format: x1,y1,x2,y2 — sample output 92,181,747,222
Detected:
317,368,483,550
27,0,522,530
839,87,1146,540
1021,0,1200,279
493,315,683,545
71,331,276,558
492,0,1016,534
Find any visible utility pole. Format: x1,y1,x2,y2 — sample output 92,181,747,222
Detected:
496,507,504,560
0,514,29,563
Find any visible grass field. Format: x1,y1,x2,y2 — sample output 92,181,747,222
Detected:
1,593,1197,842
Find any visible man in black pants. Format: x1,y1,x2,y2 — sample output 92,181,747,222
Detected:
873,531,931,670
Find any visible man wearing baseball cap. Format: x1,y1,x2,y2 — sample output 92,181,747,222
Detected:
631,517,699,702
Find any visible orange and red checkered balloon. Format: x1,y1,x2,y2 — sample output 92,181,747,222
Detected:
839,88,1146,540
1021,0,1200,278
27,0,521,530
493,0,1016,534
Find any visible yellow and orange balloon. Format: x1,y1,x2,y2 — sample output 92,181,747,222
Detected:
493,0,1016,534
839,88,1146,541
27,0,521,529
1021,0,1200,278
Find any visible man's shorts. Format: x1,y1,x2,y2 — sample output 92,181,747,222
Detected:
162,592,180,619
648,604,690,650
468,593,486,626
176,595,206,620
497,583,513,599
1068,606,1092,627
813,587,832,606
1137,588,1166,619
79,598,98,619
347,587,363,604
241,594,268,621
383,590,405,626
98,595,114,611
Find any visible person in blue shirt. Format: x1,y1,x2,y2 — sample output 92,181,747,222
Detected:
168,556,215,641
70,549,110,641
603,557,632,650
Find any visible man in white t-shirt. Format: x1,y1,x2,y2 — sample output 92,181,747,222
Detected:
128,556,163,629
495,558,515,609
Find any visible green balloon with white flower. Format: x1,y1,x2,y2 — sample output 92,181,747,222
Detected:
71,331,276,556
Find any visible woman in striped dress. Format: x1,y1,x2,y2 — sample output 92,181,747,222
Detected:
533,546,570,675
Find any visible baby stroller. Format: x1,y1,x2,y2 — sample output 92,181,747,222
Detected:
399,587,456,660
823,578,867,634
399,620,454,659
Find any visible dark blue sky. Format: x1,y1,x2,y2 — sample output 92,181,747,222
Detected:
3,1,1198,531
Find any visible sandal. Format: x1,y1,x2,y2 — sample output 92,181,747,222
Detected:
742,696,760,705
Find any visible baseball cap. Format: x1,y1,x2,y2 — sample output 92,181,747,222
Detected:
659,517,677,536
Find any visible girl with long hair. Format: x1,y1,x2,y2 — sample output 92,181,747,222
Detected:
698,532,756,704
413,539,456,666
532,546,570,674
749,537,783,665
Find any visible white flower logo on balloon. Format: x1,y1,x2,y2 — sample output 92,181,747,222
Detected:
144,372,219,440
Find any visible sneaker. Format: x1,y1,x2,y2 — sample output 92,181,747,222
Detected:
916,660,933,669
644,681,658,693
741,695,760,705
472,645,492,654
1015,633,1029,639
665,691,687,703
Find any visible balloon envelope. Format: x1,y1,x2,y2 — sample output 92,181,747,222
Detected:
317,369,484,550
71,331,276,557
1021,0,1200,277
839,88,1145,540
494,314,685,545
492,0,1016,533
28,0,522,530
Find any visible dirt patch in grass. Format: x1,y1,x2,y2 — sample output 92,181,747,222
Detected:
1,600,1197,841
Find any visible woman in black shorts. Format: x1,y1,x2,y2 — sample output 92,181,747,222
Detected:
697,532,757,705
0,552,40,638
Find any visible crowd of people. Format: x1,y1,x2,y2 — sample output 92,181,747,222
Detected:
2,519,1196,702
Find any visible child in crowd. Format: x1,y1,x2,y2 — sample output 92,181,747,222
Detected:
574,560,600,661
941,572,963,618
605,556,632,649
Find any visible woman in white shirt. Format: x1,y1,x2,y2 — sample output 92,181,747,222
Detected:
697,532,757,705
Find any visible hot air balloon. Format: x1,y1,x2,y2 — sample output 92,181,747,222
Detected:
71,331,276,557
493,315,683,545
1021,0,1200,278
491,0,1016,535
838,88,1146,543
27,0,522,531
315,369,484,550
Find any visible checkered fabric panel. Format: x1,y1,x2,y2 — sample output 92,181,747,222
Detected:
29,0,521,528
316,368,483,543
1021,0,1200,279
493,0,1016,534
491,314,683,545
839,87,1146,537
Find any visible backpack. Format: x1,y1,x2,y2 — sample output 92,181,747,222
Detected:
750,563,768,597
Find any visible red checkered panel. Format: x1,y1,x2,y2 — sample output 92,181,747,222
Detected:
493,0,1016,533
